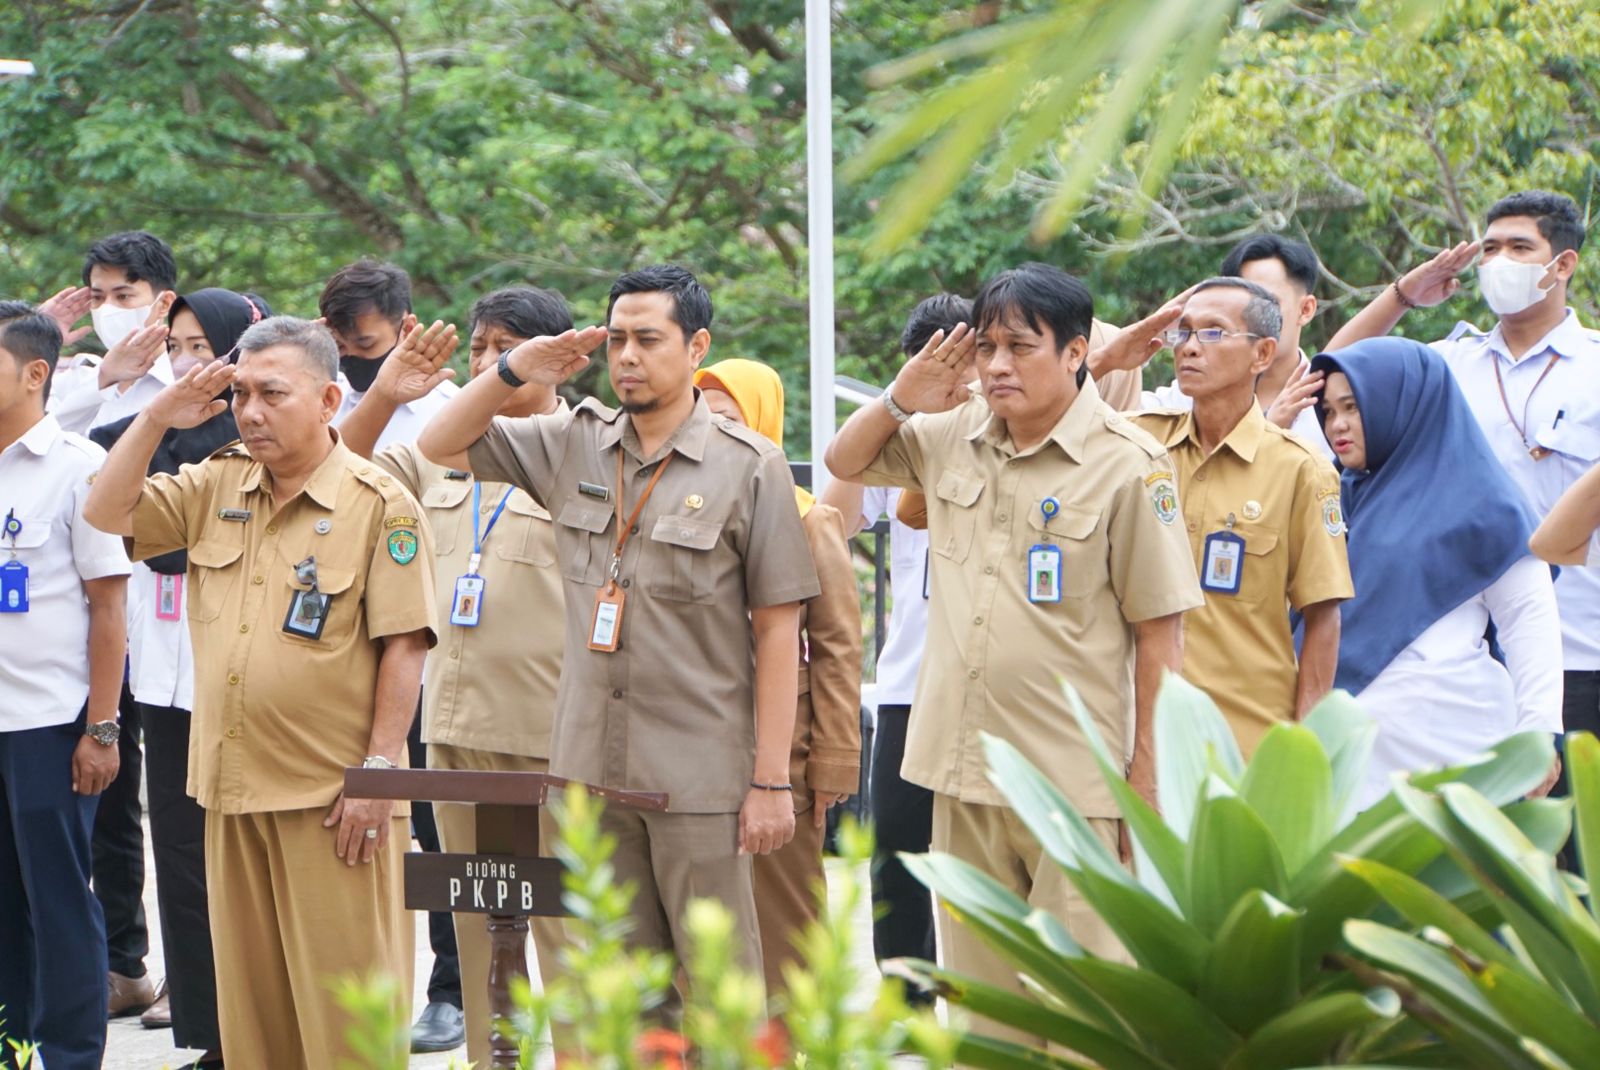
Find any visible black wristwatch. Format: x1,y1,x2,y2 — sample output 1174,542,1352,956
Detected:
497,349,527,388
85,720,120,747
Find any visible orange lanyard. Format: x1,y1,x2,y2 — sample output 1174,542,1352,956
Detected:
1492,349,1562,456
608,448,674,583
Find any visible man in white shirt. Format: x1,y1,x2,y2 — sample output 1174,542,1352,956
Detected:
0,302,131,1070
819,293,964,999
1325,189,1597,856
1091,235,1334,458
318,257,464,1050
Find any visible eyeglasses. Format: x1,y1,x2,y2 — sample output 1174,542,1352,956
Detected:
1161,328,1263,346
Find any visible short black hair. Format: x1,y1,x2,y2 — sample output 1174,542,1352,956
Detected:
0,300,62,403
81,231,177,293
606,265,713,339
901,293,973,357
1219,234,1320,294
1486,190,1587,255
469,286,574,341
1190,276,1285,340
972,262,1093,350
318,259,413,334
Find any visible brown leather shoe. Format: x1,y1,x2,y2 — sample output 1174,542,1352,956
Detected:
140,979,172,1029
107,970,157,1018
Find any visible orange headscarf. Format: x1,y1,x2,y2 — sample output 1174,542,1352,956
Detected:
694,359,814,516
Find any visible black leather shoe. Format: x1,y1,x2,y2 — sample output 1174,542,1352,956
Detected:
410,1000,465,1053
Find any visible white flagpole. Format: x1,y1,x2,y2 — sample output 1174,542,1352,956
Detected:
804,0,835,493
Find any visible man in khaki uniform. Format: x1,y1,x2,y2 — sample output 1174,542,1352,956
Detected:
84,317,436,1070
1119,278,1352,752
826,263,1204,1051
417,266,819,1020
339,286,573,1067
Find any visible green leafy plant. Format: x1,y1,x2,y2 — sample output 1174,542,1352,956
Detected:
898,675,1563,1069
1341,732,1599,1069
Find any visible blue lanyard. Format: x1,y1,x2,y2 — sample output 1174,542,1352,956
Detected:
470,483,513,575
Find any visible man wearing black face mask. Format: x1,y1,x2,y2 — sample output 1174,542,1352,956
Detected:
321,258,466,1053
321,259,459,452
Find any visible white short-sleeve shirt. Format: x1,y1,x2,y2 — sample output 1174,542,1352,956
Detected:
333,376,460,452
1431,309,1600,670
0,414,132,731
859,485,930,709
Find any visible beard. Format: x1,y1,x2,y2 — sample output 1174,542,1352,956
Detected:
619,397,660,415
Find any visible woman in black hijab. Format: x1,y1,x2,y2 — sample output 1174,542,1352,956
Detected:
89,288,268,1066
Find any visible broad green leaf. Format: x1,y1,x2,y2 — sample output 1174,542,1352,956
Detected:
947,1031,1098,1070
1341,857,1520,973
1155,674,1244,840
1227,987,1401,1070
1187,779,1289,936
1302,690,1376,825
1239,724,1335,877
1196,890,1303,1035
1061,957,1240,1070
1069,864,1209,990
982,733,1133,887
1061,683,1189,906
1472,962,1600,1070
1568,733,1600,922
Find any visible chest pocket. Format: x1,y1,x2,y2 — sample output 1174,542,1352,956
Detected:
554,499,613,587
1532,419,1600,464
186,538,244,624
1231,524,1281,605
932,469,985,564
1029,505,1106,598
420,482,473,557
495,493,557,567
4,516,50,555
646,515,723,603
277,566,359,647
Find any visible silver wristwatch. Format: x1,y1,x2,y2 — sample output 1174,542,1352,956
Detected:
881,388,914,424
85,721,120,747
362,755,397,769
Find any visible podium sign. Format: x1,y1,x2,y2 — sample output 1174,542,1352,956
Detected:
404,853,565,915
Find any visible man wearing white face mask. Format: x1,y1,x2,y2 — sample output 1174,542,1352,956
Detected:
47,231,179,437
1327,190,1598,851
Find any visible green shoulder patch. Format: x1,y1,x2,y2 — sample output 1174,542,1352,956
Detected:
387,529,418,565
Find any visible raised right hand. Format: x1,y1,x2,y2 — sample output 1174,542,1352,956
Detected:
885,323,976,416
1396,240,1480,308
38,286,94,346
371,319,458,403
97,291,176,389
505,325,609,386
145,360,235,430
1086,287,1195,376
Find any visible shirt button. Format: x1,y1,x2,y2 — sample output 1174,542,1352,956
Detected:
984,565,994,575
226,727,238,739
449,650,459,660
1187,520,1198,532
973,615,983,624
630,524,640,535
621,578,631,588
612,689,623,699
996,514,1008,524
266,524,278,535
1196,471,1207,482
239,623,249,633
968,669,979,679
227,673,240,685
252,575,264,585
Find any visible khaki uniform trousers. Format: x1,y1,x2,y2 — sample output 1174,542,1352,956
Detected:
206,807,412,1070
601,807,763,1020
429,744,568,1070
932,795,1125,1055
751,800,826,1001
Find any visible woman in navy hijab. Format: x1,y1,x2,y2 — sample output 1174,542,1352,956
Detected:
1311,337,1562,808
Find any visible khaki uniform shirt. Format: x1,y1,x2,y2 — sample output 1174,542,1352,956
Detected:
130,433,437,814
468,395,821,813
1130,406,1353,753
374,433,564,760
793,503,863,803
861,378,1204,817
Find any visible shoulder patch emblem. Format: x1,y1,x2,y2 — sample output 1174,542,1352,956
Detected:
1145,472,1179,525
387,529,418,565
384,515,419,529
1322,496,1347,537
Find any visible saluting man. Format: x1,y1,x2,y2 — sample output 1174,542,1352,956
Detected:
826,262,1204,1054
84,315,437,1070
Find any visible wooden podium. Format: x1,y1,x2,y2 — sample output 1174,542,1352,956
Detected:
344,767,668,1068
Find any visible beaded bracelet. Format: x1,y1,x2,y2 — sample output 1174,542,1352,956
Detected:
750,781,794,792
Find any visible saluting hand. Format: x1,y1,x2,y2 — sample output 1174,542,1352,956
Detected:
504,325,609,386
372,318,458,404
886,323,977,416
1265,361,1325,431
144,360,236,430
1395,240,1481,308
1087,289,1194,375
38,285,95,346
97,291,177,389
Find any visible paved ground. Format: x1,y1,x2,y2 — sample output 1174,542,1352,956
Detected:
105,824,889,1070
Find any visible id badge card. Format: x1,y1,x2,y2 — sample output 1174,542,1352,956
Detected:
1201,530,1246,595
282,587,330,640
155,574,183,621
1027,544,1062,604
588,582,625,652
0,560,28,613
450,575,486,627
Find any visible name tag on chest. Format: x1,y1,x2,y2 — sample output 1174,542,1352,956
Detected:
1201,531,1245,595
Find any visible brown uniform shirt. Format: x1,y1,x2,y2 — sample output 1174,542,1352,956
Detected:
860,378,1204,817
1129,406,1353,752
467,394,821,813
130,434,437,814
374,436,564,760
794,503,863,802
